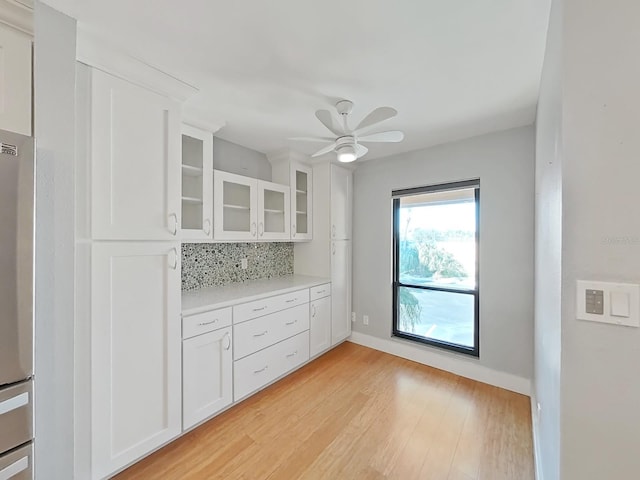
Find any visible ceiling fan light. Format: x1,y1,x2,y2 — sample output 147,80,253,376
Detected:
336,144,357,163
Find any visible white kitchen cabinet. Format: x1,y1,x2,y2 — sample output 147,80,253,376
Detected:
330,165,352,240
213,170,290,241
182,326,233,430
270,153,313,241
234,331,310,402
331,240,352,345
213,170,257,241
309,288,331,358
91,242,182,480
0,22,31,136
181,124,213,240
90,69,181,240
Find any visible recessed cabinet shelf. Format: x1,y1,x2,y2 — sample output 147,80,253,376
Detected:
182,164,204,177
223,204,251,211
182,196,203,205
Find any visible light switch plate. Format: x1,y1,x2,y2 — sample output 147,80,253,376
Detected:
577,280,640,327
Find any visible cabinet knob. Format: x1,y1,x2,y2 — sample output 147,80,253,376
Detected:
204,218,211,236
223,332,231,350
259,222,264,237
251,222,257,236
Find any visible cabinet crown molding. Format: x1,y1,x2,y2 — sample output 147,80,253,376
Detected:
0,0,33,35
266,147,311,166
77,26,198,102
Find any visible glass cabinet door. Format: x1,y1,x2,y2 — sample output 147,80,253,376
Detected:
213,170,257,240
258,181,290,240
181,125,213,240
291,163,312,240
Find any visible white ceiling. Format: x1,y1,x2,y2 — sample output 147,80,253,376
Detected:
42,0,551,161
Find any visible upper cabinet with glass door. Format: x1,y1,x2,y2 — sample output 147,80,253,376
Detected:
213,170,290,241
181,125,213,240
269,152,313,241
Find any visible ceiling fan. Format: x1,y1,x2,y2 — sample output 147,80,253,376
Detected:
291,100,404,163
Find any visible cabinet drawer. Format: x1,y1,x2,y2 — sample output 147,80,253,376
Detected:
309,283,331,301
182,307,232,339
233,304,309,360
233,289,309,323
234,331,310,401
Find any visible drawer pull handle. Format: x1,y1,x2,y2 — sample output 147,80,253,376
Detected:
0,456,29,479
253,365,268,374
285,320,297,326
312,305,316,318
0,392,29,416
285,298,297,303
253,330,268,337
252,306,267,312
316,290,325,294
198,319,218,326
286,351,298,358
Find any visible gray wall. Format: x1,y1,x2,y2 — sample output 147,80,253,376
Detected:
533,0,562,478
33,2,76,478
213,136,271,181
352,126,535,380
561,0,640,477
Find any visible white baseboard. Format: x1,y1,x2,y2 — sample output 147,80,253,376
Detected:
531,395,543,480
348,331,531,396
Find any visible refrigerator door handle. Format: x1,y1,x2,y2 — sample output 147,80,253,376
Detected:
0,392,28,416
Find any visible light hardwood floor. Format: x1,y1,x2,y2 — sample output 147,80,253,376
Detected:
116,342,534,480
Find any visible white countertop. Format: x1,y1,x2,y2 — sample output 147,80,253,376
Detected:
182,274,330,316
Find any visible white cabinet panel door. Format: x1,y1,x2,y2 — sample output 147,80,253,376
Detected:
91,69,181,240
91,242,181,479
331,240,352,345
0,23,31,135
310,295,331,358
183,327,233,430
330,165,352,240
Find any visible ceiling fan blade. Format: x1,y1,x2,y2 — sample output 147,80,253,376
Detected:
358,130,405,143
354,107,397,133
311,142,337,157
355,144,369,159
289,136,335,142
315,110,344,136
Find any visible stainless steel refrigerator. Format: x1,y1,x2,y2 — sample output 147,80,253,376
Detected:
0,129,34,479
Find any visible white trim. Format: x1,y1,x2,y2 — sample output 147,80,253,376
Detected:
267,147,312,166
531,395,543,480
182,106,226,134
76,26,198,102
0,0,33,35
348,331,531,395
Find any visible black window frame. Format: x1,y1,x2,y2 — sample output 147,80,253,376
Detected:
392,179,480,357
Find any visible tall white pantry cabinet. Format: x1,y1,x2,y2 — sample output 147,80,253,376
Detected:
294,162,353,347
76,64,186,479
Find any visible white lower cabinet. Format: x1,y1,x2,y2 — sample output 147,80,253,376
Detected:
91,242,182,480
310,294,331,358
182,326,233,430
234,331,310,401
331,241,352,345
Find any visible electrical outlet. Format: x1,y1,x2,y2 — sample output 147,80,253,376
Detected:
363,315,369,326
351,312,356,323
241,258,248,270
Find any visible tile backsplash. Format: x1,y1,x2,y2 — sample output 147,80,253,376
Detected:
181,242,294,291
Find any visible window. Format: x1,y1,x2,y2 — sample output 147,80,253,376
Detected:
392,180,479,356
